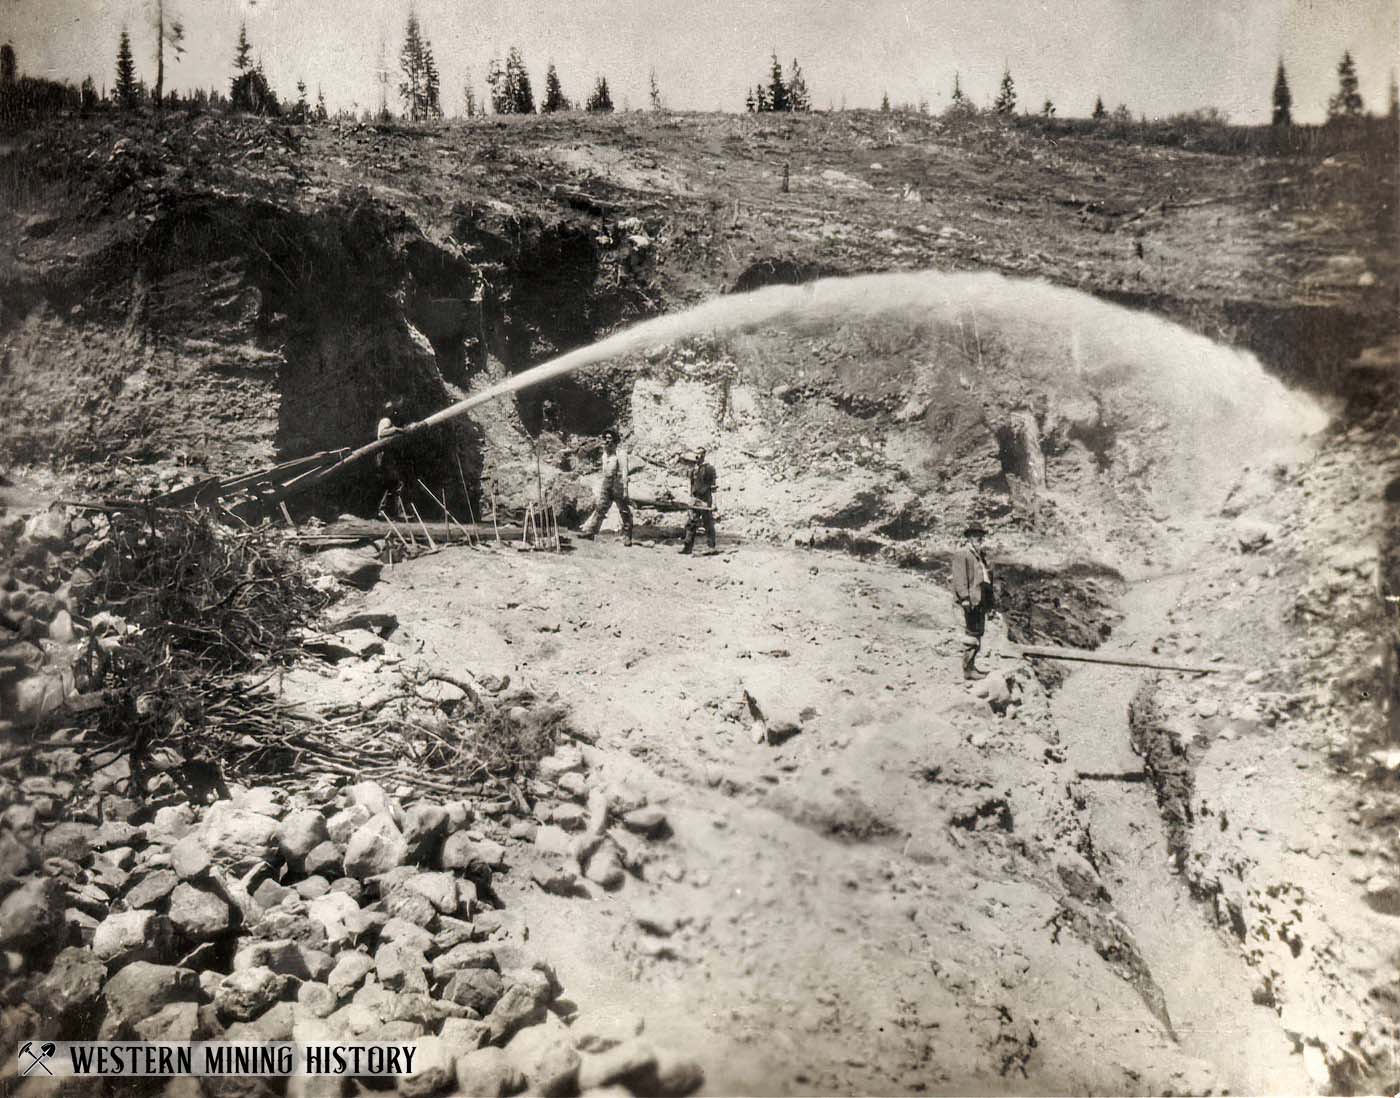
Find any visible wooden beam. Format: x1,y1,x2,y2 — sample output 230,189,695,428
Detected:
1012,643,1240,675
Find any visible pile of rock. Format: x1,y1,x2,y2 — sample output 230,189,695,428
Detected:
0,506,110,728
1,758,703,1097
522,743,671,897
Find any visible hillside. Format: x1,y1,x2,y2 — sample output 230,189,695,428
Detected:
2,107,1399,1096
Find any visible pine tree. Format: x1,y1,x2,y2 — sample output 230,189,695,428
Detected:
542,63,568,112
315,86,328,122
766,50,789,112
648,67,662,110
1040,98,1055,117
423,42,441,118
1092,95,1106,120
586,75,613,113
1271,60,1292,126
755,84,769,111
505,47,533,113
81,75,98,111
745,88,755,112
1327,50,1363,119
786,59,809,111
115,28,139,109
950,72,964,103
462,71,477,117
398,12,426,120
880,90,890,112
1389,71,1398,122
993,67,1016,114
233,21,252,74
295,79,309,119
486,57,506,113
0,43,15,87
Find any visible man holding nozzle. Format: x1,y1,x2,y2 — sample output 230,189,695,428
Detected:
679,446,718,555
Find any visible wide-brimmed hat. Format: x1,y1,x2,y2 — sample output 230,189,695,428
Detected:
963,521,988,537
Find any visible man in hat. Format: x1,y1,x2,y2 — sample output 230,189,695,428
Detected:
375,401,411,521
679,446,719,555
950,520,996,680
581,429,634,545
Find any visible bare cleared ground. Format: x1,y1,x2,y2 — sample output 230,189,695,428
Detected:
301,400,1396,1094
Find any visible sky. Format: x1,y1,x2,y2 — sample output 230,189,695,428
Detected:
4,0,1397,124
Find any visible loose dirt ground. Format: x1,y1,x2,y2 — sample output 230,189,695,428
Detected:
316,455,1383,1094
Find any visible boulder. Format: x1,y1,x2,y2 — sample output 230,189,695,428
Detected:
234,940,330,981
276,810,329,870
133,1000,203,1043
252,877,296,911
398,1036,454,1098
100,962,198,1040
439,1016,491,1054
577,1039,658,1091
327,951,375,997
620,807,668,838
225,1000,296,1042
438,831,493,874
295,876,332,900
316,549,383,590
403,871,460,914
343,815,409,879
584,847,626,890
507,1023,581,1096
652,1046,705,1095
441,968,504,1015
454,1047,524,1098
31,946,105,1035
170,833,213,880
382,888,437,927
380,917,435,955
431,943,499,982
296,981,338,1020
551,804,588,832
124,868,180,909
0,876,65,948
302,842,344,878
168,883,233,941
346,780,395,818
485,969,552,1042
200,804,280,870
375,942,430,994
147,805,197,843
533,825,574,857
215,966,287,1022
42,822,96,864
92,909,174,969
401,804,448,855
325,805,371,845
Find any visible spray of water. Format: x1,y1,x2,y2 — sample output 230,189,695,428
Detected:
310,270,1327,500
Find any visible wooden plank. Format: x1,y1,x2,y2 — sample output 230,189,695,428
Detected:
1013,643,1240,675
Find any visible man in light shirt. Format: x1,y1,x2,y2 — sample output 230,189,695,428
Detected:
375,401,410,521
580,429,634,546
950,520,996,680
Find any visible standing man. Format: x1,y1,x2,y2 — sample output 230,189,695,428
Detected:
581,429,633,546
679,446,718,555
375,401,410,522
950,520,996,680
